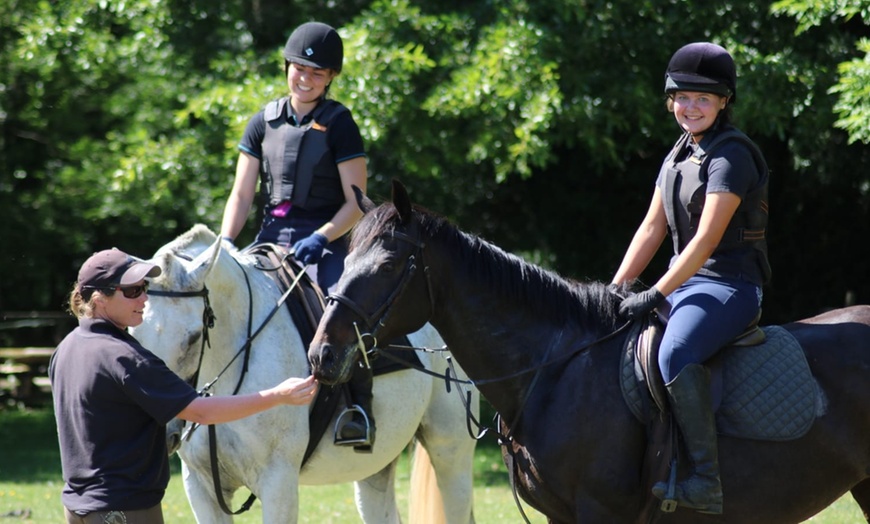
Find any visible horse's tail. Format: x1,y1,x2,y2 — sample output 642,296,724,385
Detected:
409,439,447,524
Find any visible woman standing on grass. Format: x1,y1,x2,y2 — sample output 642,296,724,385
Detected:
50,248,317,524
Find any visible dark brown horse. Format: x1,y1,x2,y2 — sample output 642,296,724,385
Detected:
308,180,870,523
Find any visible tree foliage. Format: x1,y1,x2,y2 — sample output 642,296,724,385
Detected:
1,0,868,327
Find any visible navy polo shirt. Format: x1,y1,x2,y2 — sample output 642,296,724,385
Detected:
49,318,198,513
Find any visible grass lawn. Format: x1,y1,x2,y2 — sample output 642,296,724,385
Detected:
0,407,863,523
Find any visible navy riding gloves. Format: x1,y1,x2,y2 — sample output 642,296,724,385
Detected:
292,232,329,264
619,287,665,319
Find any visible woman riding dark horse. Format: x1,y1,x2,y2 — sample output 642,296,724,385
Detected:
611,42,769,515
309,180,870,523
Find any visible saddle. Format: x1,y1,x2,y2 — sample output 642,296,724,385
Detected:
620,310,819,523
244,244,421,464
619,311,818,441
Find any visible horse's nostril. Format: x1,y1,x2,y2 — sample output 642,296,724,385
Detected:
319,345,336,366
311,345,341,377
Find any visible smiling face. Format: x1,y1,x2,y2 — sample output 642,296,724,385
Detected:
670,90,727,140
287,62,336,110
93,280,149,330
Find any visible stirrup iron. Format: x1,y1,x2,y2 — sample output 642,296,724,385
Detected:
333,404,372,448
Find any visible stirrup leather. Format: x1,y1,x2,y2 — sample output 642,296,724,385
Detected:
333,404,372,446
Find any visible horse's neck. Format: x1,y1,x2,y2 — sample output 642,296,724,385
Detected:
201,253,307,393
425,245,579,417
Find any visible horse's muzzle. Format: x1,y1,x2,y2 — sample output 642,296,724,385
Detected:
309,342,357,386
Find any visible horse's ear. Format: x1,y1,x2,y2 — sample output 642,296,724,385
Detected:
353,185,376,214
391,179,412,224
205,235,221,272
189,234,223,283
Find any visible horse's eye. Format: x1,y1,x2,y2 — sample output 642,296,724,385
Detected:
379,261,395,274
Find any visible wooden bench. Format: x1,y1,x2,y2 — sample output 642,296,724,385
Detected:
0,311,69,403
0,347,56,364
0,347,55,401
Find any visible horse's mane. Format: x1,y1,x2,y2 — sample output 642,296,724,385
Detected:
351,203,622,332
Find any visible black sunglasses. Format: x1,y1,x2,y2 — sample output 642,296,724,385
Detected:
115,282,149,299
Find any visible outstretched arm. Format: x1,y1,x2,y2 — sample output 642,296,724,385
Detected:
177,375,317,425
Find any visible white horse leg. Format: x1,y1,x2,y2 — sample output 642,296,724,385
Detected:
256,465,302,524
416,353,478,524
353,458,402,524
417,434,476,523
180,460,234,524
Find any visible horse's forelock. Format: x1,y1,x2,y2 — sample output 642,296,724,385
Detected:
350,204,398,251
151,251,198,291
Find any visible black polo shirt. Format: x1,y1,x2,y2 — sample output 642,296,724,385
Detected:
49,318,198,513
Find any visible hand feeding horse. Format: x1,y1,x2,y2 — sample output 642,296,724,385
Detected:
130,224,478,524
308,180,870,524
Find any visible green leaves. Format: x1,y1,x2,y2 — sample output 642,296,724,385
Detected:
830,38,870,143
423,18,561,181
771,0,870,34
2,0,870,319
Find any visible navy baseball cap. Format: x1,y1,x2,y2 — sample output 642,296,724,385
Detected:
77,248,161,290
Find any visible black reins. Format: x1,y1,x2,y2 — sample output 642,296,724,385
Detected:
148,252,308,516
324,225,633,436
323,223,633,524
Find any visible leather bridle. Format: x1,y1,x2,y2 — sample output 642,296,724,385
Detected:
320,220,635,524
147,286,215,391
325,228,435,365
146,254,307,516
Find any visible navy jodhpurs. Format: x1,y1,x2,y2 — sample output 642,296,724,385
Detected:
659,275,762,384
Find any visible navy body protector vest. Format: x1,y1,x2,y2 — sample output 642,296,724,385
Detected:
261,97,348,211
660,126,772,283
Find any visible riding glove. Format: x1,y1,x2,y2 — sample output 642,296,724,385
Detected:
618,287,665,319
292,232,329,264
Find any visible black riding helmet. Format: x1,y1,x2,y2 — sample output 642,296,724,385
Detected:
664,42,736,103
283,22,343,73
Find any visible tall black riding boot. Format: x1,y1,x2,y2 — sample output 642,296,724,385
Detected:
334,364,375,452
652,364,724,514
